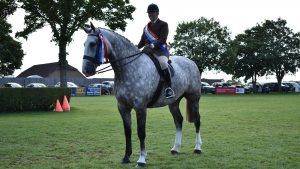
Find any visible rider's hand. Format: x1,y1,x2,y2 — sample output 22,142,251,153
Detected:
150,43,155,49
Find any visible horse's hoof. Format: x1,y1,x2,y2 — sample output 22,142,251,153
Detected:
122,156,130,164
171,150,179,155
194,149,202,154
136,162,146,168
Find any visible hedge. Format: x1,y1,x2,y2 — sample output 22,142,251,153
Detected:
0,88,71,112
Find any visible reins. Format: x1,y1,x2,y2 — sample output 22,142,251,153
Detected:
95,52,143,74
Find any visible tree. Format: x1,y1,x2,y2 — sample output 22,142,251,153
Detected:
260,18,300,91
171,17,231,75
222,26,267,92
16,0,135,86
0,0,17,18
0,0,24,77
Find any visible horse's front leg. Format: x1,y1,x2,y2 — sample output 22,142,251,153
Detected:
118,103,133,164
135,107,147,167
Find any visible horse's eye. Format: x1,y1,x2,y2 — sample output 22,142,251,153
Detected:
90,42,96,47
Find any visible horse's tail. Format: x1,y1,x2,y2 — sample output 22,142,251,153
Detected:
186,99,194,123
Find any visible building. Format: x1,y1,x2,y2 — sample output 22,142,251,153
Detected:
17,62,85,79
9,62,114,87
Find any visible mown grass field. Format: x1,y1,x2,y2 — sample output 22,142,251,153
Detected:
0,94,299,169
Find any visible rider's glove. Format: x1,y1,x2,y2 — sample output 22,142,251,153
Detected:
150,43,155,49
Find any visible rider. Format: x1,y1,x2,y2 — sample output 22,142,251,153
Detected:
137,3,175,99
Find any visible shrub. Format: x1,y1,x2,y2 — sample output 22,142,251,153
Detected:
0,88,71,112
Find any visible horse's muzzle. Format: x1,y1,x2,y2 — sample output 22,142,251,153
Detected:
83,70,95,77
82,57,96,77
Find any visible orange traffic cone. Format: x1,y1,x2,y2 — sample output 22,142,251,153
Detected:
62,95,70,112
54,99,63,112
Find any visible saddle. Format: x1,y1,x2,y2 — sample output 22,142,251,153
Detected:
145,52,175,107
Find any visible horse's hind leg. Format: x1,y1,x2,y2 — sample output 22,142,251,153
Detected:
118,103,133,163
186,94,202,154
169,98,183,154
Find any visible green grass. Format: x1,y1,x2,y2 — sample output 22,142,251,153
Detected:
0,94,299,169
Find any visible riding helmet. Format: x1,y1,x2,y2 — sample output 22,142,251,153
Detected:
147,3,159,13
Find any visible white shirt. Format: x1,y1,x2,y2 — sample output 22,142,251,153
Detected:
151,18,159,25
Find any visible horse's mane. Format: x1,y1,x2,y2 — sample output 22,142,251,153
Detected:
98,28,138,52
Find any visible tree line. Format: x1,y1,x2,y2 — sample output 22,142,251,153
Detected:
172,17,300,91
1,1,300,91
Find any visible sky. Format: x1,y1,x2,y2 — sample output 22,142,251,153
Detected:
7,0,300,82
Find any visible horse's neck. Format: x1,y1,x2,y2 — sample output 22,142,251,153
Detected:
102,29,155,82
112,51,145,81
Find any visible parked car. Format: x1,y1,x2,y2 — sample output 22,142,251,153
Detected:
283,82,300,92
88,83,111,95
54,82,78,88
212,82,231,88
2,82,23,88
26,75,43,78
101,81,114,90
201,82,215,94
26,83,47,88
262,82,289,92
282,82,295,92
244,83,270,93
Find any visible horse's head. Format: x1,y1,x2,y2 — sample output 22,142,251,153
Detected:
82,23,111,77
82,23,141,77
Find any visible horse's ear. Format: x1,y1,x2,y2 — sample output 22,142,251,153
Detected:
83,24,91,33
90,22,96,32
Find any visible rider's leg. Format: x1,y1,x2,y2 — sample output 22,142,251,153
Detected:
156,55,168,70
162,69,175,98
157,56,175,99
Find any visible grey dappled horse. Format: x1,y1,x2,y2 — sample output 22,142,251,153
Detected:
82,24,202,167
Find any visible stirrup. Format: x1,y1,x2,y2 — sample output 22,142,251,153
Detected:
165,87,175,99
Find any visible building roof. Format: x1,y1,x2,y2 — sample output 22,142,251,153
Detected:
17,62,85,78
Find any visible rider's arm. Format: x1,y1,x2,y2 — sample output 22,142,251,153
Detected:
154,22,168,49
137,32,146,49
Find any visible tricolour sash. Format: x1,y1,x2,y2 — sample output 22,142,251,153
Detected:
144,25,170,56
96,33,109,65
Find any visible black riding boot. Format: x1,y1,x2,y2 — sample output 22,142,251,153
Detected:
162,69,175,99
